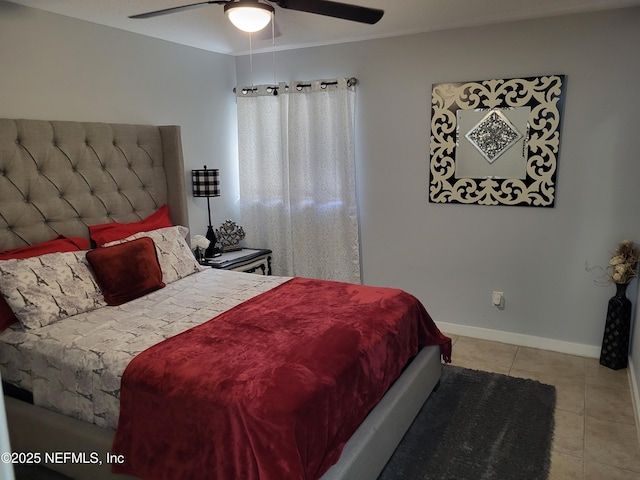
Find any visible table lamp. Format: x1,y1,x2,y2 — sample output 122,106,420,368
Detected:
191,165,220,258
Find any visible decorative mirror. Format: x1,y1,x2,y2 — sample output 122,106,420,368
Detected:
429,75,566,207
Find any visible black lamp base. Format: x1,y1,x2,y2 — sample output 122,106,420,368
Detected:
204,225,220,258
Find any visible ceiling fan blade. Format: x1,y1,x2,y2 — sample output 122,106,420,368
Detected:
129,1,227,19
274,0,383,24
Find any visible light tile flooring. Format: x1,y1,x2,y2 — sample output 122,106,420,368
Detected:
443,334,640,480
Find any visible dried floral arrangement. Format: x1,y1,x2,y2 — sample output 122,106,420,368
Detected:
608,240,640,284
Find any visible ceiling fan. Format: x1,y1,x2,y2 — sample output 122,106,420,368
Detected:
129,0,384,33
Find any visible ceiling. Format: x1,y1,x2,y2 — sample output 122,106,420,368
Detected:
7,0,640,56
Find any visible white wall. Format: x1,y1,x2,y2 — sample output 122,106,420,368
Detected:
0,1,240,234
235,7,640,361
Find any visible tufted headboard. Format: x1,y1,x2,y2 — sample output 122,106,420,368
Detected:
0,119,189,250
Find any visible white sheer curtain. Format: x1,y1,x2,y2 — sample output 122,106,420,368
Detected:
237,77,360,283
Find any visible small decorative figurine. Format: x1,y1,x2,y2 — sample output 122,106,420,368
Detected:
215,220,246,252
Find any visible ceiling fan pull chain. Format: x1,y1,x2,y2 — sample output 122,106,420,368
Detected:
272,11,277,94
249,32,254,89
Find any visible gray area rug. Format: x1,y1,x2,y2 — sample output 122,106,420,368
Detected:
378,365,556,480
13,365,556,480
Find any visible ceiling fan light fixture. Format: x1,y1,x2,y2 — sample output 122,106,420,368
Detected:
224,1,274,33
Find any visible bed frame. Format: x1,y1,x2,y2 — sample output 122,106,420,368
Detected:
0,118,442,480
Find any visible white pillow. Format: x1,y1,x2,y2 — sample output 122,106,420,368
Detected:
0,251,106,329
104,225,202,284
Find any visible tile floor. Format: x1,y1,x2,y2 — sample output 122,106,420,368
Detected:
444,334,640,480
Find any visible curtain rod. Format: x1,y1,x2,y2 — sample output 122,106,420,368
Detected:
233,77,358,95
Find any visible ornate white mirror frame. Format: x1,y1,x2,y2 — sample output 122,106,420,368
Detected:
429,75,566,207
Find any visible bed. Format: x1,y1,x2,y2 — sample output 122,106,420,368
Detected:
0,118,450,480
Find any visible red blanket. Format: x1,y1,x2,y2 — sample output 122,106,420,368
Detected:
111,277,450,480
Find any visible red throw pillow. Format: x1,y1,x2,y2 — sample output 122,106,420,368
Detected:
0,301,15,332
89,205,172,247
0,235,90,331
0,236,89,260
86,237,165,306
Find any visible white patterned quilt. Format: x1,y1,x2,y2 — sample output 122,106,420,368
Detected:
0,268,290,430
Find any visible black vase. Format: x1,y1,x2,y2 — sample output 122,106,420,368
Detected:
599,282,632,370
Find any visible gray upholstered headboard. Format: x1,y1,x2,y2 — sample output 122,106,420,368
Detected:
0,119,189,250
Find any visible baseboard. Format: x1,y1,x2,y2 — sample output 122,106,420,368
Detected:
438,322,601,358
629,360,640,446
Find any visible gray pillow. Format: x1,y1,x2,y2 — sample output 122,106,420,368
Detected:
0,251,106,329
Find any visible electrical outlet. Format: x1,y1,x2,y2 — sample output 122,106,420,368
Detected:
492,291,503,307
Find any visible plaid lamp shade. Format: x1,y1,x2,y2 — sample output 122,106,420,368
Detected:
191,167,220,197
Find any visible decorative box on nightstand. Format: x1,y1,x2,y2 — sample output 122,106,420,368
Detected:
199,248,272,275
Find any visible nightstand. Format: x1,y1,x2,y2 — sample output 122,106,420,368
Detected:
199,248,272,275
